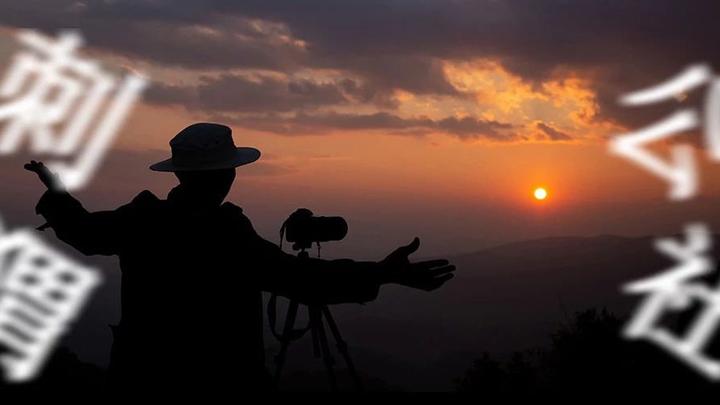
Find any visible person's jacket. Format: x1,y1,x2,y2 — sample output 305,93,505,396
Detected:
35,186,382,392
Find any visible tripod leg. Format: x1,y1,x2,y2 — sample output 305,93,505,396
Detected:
310,306,338,391
321,306,364,392
309,307,321,358
273,300,300,388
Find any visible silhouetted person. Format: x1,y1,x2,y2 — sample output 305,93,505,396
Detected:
24,123,455,393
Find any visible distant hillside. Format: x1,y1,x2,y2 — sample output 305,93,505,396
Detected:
327,234,703,390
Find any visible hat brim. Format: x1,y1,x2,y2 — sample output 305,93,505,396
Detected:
149,147,261,172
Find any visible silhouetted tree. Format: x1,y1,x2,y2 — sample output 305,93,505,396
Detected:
458,309,720,395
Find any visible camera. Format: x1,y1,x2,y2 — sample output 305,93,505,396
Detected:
280,208,348,252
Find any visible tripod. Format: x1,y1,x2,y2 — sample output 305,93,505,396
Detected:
269,250,363,392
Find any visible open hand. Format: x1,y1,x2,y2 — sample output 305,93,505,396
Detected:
380,237,455,291
24,160,64,192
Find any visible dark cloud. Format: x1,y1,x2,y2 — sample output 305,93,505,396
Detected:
535,122,571,141
325,54,458,96
147,74,343,112
216,111,514,140
0,1,460,95
436,116,513,139
210,0,720,127
0,2,309,70
145,74,394,112
2,0,720,130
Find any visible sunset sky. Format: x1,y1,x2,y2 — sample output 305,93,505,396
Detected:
2,0,720,258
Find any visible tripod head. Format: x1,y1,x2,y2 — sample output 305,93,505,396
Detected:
296,249,310,260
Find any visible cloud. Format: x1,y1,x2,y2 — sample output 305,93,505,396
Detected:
145,72,401,113
146,74,346,112
2,0,719,134
208,0,720,129
216,111,514,140
535,122,572,141
0,3,309,70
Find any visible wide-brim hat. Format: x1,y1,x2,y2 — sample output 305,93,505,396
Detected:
150,123,260,172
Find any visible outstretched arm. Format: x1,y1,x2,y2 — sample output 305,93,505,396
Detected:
247,220,455,304
250,235,382,304
25,161,134,256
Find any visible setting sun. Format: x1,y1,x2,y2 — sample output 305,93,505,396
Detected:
533,187,548,201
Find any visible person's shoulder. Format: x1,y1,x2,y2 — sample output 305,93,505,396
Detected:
220,201,254,227
220,201,245,217
132,190,160,204
123,190,161,210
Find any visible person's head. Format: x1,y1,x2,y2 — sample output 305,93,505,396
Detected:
149,123,261,205
174,168,236,206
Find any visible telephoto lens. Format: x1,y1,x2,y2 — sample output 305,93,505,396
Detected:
281,208,348,250
308,215,348,243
